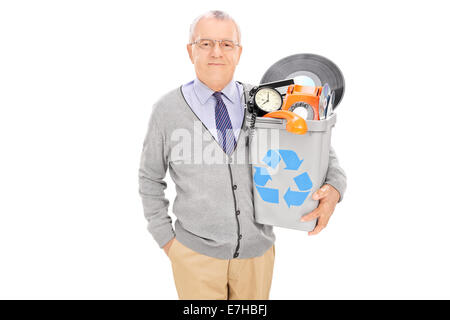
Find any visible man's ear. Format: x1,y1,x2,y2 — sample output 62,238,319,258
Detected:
187,44,194,64
236,45,243,65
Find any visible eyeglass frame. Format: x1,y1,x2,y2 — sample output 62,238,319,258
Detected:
189,38,241,50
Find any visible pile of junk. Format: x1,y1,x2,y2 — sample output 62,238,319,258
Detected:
245,53,345,232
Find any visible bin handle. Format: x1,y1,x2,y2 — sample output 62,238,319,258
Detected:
263,110,308,135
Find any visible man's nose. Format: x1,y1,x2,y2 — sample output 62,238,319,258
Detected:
211,42,223,57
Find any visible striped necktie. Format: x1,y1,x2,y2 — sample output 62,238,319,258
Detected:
213,91,236,155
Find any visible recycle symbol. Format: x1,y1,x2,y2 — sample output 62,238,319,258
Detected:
253,149,312,208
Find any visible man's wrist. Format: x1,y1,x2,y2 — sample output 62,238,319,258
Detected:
326,184,341,204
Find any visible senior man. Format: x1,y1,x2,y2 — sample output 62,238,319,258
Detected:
138,10,347,300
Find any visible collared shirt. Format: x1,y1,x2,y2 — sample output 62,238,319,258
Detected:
181,77,244,142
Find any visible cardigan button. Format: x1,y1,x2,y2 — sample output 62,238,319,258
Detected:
236,210,240,215
233,252,239,258
233,185,237,190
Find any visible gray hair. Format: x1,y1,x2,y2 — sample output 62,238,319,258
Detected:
188,10,241,44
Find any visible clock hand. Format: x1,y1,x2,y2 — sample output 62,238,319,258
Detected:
261,95,269,104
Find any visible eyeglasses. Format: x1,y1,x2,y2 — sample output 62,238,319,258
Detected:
189,39,241,51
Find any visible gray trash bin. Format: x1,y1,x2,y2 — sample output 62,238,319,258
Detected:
248,112,337,231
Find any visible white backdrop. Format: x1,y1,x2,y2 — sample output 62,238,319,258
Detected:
1,0,449,299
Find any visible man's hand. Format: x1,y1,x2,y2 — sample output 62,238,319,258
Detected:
163,237,176,256
300,184,340,236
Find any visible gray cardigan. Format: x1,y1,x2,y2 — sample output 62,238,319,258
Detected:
138,82,347,260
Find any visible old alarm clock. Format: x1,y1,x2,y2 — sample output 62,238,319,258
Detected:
253,87,283,115
247,79,294,117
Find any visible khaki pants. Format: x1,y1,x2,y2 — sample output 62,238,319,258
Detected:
168,238,275,300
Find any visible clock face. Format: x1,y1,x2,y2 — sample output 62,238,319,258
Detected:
254,88,283,113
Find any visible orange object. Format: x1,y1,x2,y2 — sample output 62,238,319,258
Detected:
263,110,308,135
282,84,323,120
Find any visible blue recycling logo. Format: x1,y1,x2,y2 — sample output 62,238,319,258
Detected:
253,149,312,208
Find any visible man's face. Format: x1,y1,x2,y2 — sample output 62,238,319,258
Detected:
187,18,242,88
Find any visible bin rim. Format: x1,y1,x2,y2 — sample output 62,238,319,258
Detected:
250,112,337,132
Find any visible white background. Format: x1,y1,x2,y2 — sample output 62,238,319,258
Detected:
1,0,449,299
